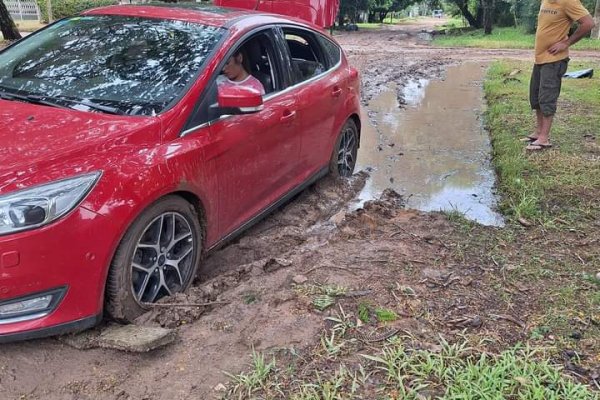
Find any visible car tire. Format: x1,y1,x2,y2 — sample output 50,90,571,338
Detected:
329,119,359,178
105,195,203,322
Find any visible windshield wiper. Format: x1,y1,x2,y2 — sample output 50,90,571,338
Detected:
0,90,125,115
0,90,72,110
45,95,126,115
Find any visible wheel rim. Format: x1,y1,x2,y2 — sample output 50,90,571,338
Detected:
337,126,357,177
131,212,196,304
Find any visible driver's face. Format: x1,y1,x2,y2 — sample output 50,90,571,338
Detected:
222,54,244,81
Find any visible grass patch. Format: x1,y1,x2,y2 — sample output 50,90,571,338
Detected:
482,58,600,371
295,283,348,311
225,340,597,399
374,308,398,322
433,26,600,50
357,302,370,323
226,349,278,398
435,17,469,31
484,59,600,224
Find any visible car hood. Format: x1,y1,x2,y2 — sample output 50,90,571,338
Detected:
0,100,159,195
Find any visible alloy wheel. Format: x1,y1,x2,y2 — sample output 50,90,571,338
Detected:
337,125,357,177
130,212,196,303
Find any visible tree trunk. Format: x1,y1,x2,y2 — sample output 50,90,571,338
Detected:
0,0,21,40
592,0,600,39
475,0,484,27
452,0,480,28
483,0,494,34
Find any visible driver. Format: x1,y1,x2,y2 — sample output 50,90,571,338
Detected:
217,50,265,95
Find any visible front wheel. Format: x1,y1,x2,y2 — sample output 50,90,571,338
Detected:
329,119,359,178
105,196,203,322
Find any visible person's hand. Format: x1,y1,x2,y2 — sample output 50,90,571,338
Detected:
548,39,569,55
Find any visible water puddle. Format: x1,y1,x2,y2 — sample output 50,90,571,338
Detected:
355,62,504,227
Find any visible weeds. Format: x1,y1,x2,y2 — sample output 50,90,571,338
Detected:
374,308,398,322
357,302,370,323
226,349,278,399
295,283,349,311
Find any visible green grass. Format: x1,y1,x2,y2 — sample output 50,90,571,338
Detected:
484,59,600,224
435,17,469,31
374,308,398,322
357,302,370,323
226,349,278,398
433,26,600,50
483,59,600,366
224,339,598,399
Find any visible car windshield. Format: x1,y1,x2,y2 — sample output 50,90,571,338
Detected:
0,15,224,116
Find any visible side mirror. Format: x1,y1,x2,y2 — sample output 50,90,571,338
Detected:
217,84,264,114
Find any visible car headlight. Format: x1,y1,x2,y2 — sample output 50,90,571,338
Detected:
0,172,101,236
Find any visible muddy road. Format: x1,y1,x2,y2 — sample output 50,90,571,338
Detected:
1,20,599,400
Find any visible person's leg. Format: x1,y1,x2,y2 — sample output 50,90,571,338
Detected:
528,64,542,140
532,108,543,140
530,59,569,147
534,113,554,145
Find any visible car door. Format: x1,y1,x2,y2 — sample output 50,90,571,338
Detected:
277,27,346,178
204,29,302,237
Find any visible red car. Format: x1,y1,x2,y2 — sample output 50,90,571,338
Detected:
0,3,360,342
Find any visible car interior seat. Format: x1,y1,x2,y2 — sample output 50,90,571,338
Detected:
286,39,323,82
243,39,273,93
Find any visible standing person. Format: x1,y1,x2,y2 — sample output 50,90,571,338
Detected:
525,0,595,151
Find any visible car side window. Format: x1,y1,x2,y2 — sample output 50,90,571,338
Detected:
236,34,281,95
316,34,341,69
282,29,328,84
183,30,283,132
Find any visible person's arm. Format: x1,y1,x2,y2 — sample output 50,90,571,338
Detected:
548,14,595,55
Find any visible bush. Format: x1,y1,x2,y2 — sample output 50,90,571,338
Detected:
36,0,118,23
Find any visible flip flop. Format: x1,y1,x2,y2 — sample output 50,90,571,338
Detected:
526,143,553,151
519,135,538,142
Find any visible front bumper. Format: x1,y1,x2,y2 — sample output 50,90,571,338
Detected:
0,313,102,344
0,206,118,341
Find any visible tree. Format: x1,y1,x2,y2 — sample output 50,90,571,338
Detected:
592,0,599,39
0,0,21,40
483,0,494,33
450,0,480,28
339,0,370,24
368,0,393,22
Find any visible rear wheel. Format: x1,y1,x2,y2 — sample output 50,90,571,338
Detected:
329,119,359,178
105,196,202,322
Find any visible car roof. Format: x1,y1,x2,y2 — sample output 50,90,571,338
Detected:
83,3,320,31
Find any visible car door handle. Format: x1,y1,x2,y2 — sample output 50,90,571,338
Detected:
280,110,297,123
332,87,343,98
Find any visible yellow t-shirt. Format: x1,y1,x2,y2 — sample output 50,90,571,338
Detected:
534,0,590,64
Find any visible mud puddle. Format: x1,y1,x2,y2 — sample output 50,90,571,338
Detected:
355,62,504,226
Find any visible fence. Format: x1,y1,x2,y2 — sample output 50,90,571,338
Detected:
6,0,41,21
